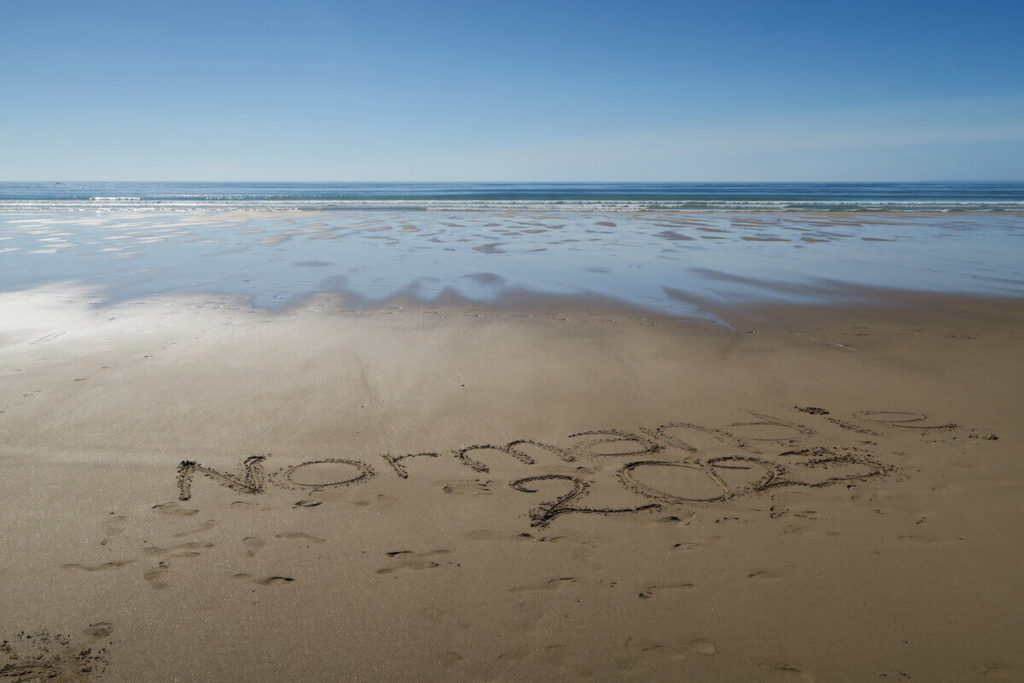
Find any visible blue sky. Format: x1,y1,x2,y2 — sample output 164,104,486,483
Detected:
1,0,1022,181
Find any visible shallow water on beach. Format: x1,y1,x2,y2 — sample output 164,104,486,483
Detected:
1,209,1022,315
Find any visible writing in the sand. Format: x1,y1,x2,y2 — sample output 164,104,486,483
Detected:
175,409,958,527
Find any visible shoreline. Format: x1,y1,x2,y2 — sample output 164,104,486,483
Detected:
3,204,1024,217
3,208,1022,316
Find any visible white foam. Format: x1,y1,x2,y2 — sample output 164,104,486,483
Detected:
2,199,1023,213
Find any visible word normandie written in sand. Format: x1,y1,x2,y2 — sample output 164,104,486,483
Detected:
175,408,968,528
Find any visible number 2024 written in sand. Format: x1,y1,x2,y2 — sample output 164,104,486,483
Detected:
175,409,958,527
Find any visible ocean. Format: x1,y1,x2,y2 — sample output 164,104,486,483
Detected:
2,181,1024,212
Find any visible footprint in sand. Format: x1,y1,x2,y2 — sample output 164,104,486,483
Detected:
619,637,719,667
351,494,398,509
509,577,579,593
144,541,214,559
440,479,493,496
691,640,718,656
82,623,113,640
540,644,569,665
438,650,463,668
975,663,1016,679
373,494,399,509
762,662,815,680
423,607,471,631
101,514,127,537
153,501,199,516
637,582,695,599
748,569,786,580
275,532,326,543
63,560,135,572
243,537,266,557
173,520,216,537
232,573,295,585
463,529,533,542
672,536,723,551
376,549,451,575
144,562,171,589
497,645,530,662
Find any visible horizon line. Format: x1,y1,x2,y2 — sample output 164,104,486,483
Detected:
2,179,1023,185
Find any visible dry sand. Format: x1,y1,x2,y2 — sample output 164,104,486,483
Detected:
0,285,1021,681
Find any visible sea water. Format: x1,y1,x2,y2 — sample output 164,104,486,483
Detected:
2,181,1024,212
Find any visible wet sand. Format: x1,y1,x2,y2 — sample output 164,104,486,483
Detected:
0,284,1022,681
2,210,1022,314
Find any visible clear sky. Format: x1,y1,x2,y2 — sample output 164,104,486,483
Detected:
2,0,1022,181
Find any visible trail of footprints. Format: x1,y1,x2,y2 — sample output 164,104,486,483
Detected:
24,405,1005,680
61,507,336,593
377,549,453,575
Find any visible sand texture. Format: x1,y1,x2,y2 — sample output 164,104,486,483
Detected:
0,286,1022,681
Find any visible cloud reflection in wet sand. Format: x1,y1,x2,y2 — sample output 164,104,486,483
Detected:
0,210,1021,315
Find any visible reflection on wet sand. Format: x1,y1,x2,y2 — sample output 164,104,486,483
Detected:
1,210,1022,314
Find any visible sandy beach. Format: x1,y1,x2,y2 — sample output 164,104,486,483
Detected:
1,279,1021,681
6,0,1024,671
5,0,1024,673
